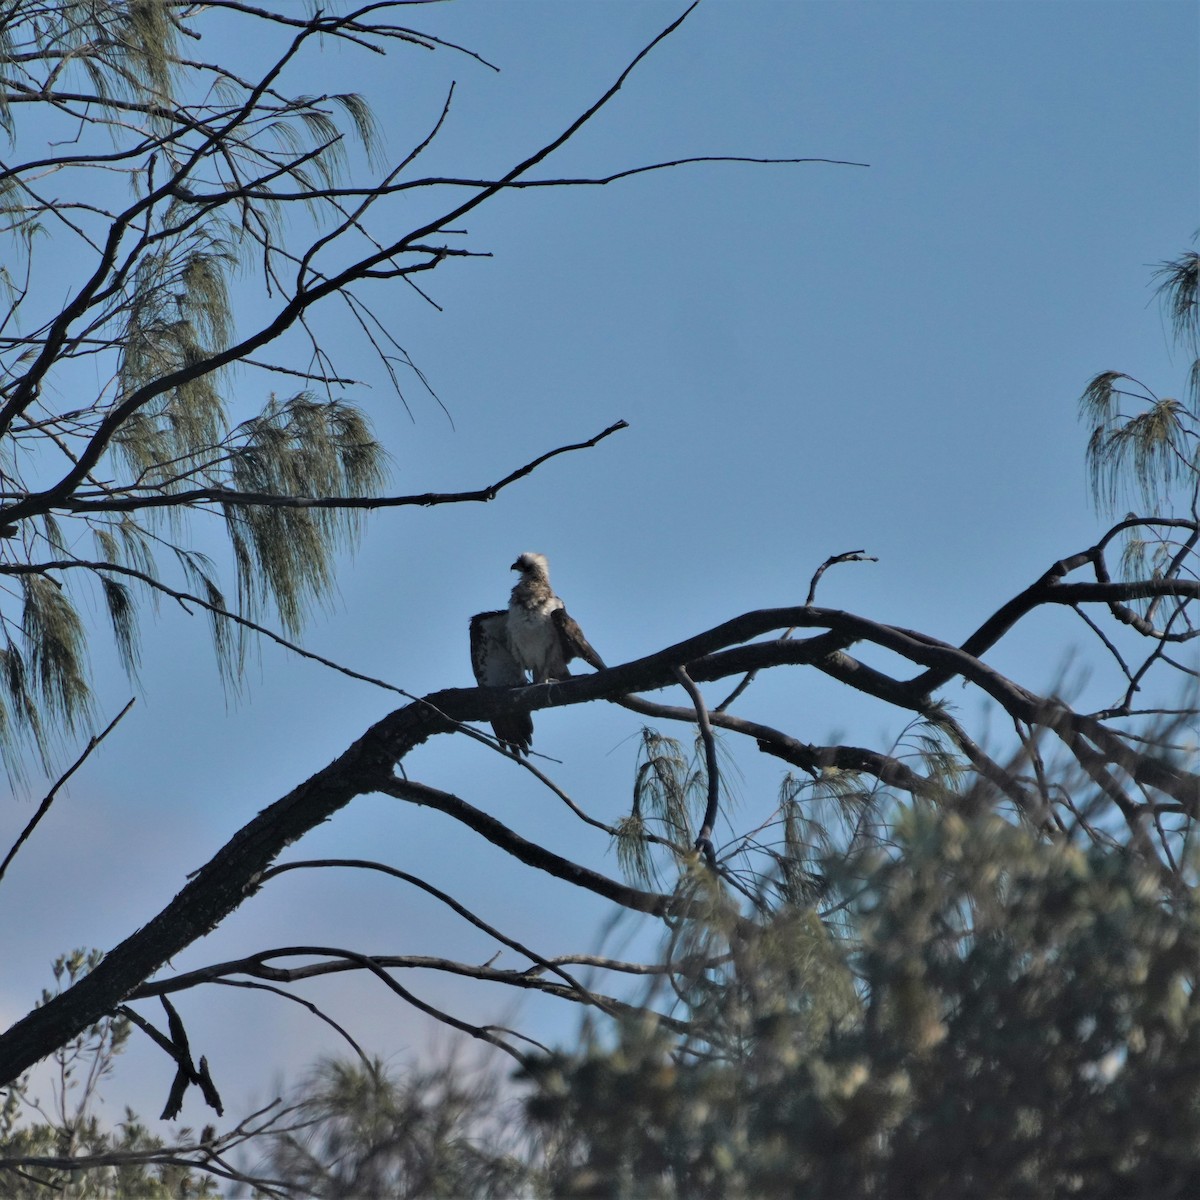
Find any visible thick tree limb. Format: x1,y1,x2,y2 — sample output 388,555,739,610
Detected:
1,596,1195,1085
0,611,832,1084
910,523,1200,694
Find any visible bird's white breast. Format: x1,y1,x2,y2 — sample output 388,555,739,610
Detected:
507,597,562,677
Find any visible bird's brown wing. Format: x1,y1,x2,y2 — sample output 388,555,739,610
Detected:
469,610,533,755
552,606,605,672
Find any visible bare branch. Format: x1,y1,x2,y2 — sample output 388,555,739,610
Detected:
672,666,720,866
617,692,941,800
0,698,135,887
208,978,371,1069
41,420,628,515
806,549,879,607
128,945,686,1035
715,548,876,711
170,154,872,207
381,777,696,921
256,857,601,1003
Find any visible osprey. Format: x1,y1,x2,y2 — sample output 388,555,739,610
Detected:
469,552,604,755
507,552,605,682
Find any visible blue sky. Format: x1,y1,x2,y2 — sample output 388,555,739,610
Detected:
1,0,1197,1129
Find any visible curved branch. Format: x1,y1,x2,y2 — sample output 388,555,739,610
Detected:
0,615,796,1085
381,777,693,919
210,979,370,1068
0,559,412,696
617,693,940,799
714,549,876,712
0,698,135,887
55,420,629,515
910,524,1200,693
126,946,687,1036
2,596,1194,1086
256,857,597,1002
238,944,538,1066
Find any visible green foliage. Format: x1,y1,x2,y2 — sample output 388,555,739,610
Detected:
1155,249,1200,349
1081,241,1200,515
1082,378,1190,513
774,764,885,916
0,1,176,142
0,1,392,775
617,730,709,887
0,951,218,1198
20,577,91,734
223,394,387,638
523,809,1200,1198
0,577,94,775
114,237,236,484
0,1109,218,1199
245,1056,530,1200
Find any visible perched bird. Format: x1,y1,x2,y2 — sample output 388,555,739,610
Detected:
468,552,604,755
469,609,534,756
506,551,605,683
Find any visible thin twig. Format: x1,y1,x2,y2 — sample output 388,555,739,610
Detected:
673,665,720,867
715,548,875,711
0,698,135,887
209,978,371,1068
53,420,631,514
806,549,878,607
258,858,602,1006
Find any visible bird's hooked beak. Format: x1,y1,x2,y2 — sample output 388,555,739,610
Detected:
510,558,522,572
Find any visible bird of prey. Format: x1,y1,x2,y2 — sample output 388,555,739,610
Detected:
506,551,605,683
469,552,604,755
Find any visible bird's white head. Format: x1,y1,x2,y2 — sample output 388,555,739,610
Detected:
511,551,550,579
